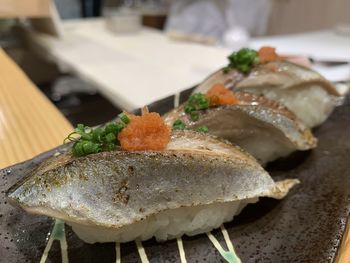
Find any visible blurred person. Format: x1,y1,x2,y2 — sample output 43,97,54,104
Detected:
165,0,272,47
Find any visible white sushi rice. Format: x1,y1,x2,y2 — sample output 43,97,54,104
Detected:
238,136,294,165
244,85,336,128
68,198,258,243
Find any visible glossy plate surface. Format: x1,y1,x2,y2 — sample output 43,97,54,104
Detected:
1,89,349,263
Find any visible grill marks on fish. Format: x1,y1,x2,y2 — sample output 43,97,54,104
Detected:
113,180,129,205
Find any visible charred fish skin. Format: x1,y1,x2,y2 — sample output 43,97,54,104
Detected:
193,60,342,128
164,95,317,150
195,61,340,96
234,92,298,120
163,93,317,164
7,131,299,244
236,61,340,95
197,105,316,149
7,131,277,230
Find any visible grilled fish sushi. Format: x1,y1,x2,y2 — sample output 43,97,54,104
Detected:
7,130,298,243
164,93,316,164
194,61,341,128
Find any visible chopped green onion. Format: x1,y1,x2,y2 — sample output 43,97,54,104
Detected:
105,122,119,134
92,127,104,142
72,140,101,157
76,124,85,131
172,119,186,130
118,112,130,124
115,122,126,131
224,48,259,74
190,111,199,121
187,93,210,110
65,118,130,157
184,93,210,121
184,105,194,114
196,125,209,133
105,132,116,143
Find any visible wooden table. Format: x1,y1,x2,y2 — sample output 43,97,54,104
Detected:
0,48,348,262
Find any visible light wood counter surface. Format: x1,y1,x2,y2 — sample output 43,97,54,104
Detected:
0,48,72,168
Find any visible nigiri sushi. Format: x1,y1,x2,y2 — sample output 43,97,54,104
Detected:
193,47,342,128
7,129,298,243
164,89,316,165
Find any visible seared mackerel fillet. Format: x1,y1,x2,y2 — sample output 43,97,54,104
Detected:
163,93,316,164
194,60,340,96
7,130,295,230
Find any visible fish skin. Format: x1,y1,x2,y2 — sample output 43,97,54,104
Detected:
7,131,282,229
163,94,317,153
234,92,298,120
194,61,340,96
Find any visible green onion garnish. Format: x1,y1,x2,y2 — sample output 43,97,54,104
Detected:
118,112,130,124
72,140,101,157
172,119,186,130
190,111,199,121
224,48,260,74
64,116,130,157
188,93,210,110
196,125,209,133
184,93,210,121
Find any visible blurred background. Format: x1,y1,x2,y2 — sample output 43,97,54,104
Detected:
1,0,350,126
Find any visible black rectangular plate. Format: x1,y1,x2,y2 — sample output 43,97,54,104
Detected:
0,89,349,263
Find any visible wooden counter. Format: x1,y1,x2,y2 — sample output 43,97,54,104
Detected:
0,48,72,168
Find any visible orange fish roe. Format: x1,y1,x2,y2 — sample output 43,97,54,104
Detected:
258,46,281,64
206,84,240,106
118,112,170,151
